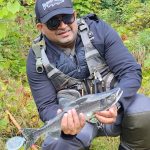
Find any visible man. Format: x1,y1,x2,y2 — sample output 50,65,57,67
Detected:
27,0,150,149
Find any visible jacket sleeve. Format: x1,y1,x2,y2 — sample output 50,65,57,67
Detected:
91,20,142,111
26,49,61,122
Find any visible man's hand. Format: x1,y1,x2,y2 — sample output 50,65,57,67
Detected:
57,109,86,135
95,105,117,124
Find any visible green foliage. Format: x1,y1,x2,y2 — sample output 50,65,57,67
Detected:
99,0,132,23
74,0,101,17
144,53,150,68
138,28,150,50
100,0,131,11
0,1,36,78
0,117,9,130
0,0,21,39
100,0,113,9
121,0,150,31
122,28,150,56
139,68,150,96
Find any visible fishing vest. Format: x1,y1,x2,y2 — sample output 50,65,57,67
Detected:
32,18,117,95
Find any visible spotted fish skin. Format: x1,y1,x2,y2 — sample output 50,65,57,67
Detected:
22,88,123,150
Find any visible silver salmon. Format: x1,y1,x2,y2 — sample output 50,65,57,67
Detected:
22,88,123,150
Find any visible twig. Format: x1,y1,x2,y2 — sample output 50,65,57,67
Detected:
6,110,38,150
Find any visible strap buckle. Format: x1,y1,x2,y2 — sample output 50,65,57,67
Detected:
78,19,87,31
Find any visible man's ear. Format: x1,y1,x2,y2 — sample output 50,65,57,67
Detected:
36,23,43,32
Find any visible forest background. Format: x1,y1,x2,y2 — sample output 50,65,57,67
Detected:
0,0,150,149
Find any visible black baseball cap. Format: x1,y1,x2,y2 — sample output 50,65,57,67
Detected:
35,0,74,23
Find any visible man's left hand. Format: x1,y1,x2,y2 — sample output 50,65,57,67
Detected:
95,105,117,124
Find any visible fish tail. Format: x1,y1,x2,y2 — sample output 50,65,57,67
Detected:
21,128,38,150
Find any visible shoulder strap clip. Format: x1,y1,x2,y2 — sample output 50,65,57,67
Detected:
32,35,44,73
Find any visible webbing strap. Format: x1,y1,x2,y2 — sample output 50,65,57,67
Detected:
85,49,99,59
41,46,55,70
32,44,44,73
32,45,42,58
78,19,93,47
78,18,117,91
47,68,59,78
78,18,107,75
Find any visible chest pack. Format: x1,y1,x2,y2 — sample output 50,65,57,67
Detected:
32,18,117,95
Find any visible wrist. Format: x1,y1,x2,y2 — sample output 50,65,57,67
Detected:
61,131,76,140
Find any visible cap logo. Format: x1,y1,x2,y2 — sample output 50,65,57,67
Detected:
42,0,64,10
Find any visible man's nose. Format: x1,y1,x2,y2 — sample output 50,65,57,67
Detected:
58,20,68,29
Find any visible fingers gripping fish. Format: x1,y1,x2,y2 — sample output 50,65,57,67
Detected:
21,88,123,150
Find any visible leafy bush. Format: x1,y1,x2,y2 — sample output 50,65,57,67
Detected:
99,0,132,23
0,0,37,78
121,0,150,31
74,0,101,17
0,0,21,39
138,28,150,50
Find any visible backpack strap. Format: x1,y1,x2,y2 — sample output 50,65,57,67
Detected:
78,18,107,75
78,18,117,92
32,35,44,73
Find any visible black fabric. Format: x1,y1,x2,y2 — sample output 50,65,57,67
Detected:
61,131,76,140
119,144,127,150
121,95,150,150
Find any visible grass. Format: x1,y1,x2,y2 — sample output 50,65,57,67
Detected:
90,137,119,150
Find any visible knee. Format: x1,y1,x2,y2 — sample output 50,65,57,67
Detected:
122,109,150,134
123,94,150,129
122,94,150,132
121,94,150,149
125,94,150,114
121,110,150,149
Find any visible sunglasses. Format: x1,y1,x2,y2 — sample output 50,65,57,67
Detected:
46,14,75,30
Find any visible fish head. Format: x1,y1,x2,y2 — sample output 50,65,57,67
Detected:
98,88,123,111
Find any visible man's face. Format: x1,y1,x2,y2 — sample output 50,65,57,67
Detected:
37,12,78,48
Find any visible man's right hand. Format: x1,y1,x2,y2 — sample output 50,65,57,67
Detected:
58,109,86,135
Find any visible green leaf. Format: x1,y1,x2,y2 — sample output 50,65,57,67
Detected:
7,1,20,14
0,23,7,39
0,7,8,19
0,0,4,3
0,118,9,130
144,54,150,68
